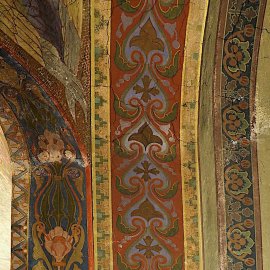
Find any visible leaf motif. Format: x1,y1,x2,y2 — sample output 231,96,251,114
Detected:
128,123,163,149
32,223,52,270
33,168,45,196
115,42,136,71
114,94,139,119
67,168,84,200
66,225,85,270
159,1,185,20
23,0,64,60
156,182,179,199
154,103,179,123
116,215,136,234
117,253,131,270
154,144,176,162
172,256,183,270
116,176,139,195
157,51,180,78
117,0,140,13
117,253,141,270
114,139,134,158
131,199,163,221
157,219,179,237
130,20,164,55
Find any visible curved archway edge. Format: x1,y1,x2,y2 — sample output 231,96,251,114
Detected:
0,48,94,269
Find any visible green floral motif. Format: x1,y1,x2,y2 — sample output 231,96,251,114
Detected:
226,197,242,226
228,260,244,270
158,0,185,20
95,67,106,86
226,168,251,195
94,9,107,32
118,0,141,13
225,109,249,137
229,229,254,256
228,38,251,73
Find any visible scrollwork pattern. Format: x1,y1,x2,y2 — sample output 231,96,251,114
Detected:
111,0,189,268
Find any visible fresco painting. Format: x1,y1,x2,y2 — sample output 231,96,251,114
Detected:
0,0,269,269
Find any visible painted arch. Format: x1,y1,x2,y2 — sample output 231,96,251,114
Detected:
1,0,270,269
0,49,92,269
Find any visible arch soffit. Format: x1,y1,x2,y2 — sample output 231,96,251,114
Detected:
0,0,91,152
0,50,93,269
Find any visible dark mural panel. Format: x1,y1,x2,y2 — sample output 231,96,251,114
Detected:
0,49,89,269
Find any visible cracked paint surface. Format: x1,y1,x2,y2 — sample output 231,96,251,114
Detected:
0,0,270,269
110,1,189,268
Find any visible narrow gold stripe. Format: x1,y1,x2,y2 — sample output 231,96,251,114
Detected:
90,0,97,269
180,1,209,269
198,1,221,269
91,1,113,268
195,3,209,270
106,10,113,270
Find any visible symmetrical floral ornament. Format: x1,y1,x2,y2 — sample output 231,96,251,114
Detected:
45,226,73,265
32,127,86,269
130,19,165,55
134,75,160,103
227,38,251,73
131,199,163,221
0,50,89,269
134,161,160,182
129,123,163,149
136,236,162,259
38,129,66,163
111,0,189,268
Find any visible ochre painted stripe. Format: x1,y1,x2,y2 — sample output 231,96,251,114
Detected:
180,1,209,269
107,9,113,270
90,0,97,268
198,1,221,269
91,1,113,268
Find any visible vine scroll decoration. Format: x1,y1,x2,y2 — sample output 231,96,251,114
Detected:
111,0,189,269
217,0,265,269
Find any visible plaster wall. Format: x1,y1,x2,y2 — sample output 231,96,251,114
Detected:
0,125,12,269
256,1,270,268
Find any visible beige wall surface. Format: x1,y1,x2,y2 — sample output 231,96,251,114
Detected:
256,2,270,268
199,1,220,269
0,125,12,269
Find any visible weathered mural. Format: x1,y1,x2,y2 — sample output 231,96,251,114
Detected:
0,0,269,269
0,49,90,269
0,0,91,151
214,0,266,269
110,1,189,269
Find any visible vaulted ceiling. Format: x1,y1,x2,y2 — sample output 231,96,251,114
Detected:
0,1,269,269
